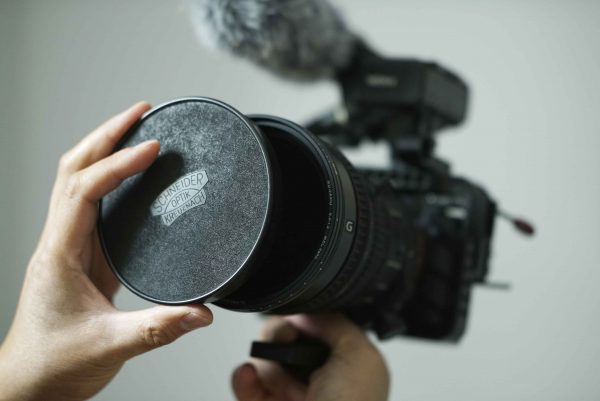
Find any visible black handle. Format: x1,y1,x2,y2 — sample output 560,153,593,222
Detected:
250,340,331,382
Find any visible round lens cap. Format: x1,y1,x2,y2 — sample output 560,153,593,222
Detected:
99,97,273,304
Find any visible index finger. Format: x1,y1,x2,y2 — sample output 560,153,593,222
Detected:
56,140,160,252
59,101,151,173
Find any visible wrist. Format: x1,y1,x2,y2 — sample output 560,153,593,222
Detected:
0,337,51,401
0,346,32,401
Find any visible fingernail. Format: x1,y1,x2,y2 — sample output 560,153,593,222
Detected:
134,139,159,149
132,101,151,110
180,312,212,331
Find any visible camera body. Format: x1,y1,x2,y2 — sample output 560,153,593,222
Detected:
344,169,496,341
304,45,498,340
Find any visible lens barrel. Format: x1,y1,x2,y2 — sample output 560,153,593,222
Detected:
217,115,364,312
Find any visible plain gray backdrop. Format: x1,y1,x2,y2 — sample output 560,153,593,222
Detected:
1,0,599,400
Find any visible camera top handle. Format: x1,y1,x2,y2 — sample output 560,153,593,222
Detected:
307,42,468,164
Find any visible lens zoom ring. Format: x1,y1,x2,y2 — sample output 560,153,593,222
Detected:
292,147,375,313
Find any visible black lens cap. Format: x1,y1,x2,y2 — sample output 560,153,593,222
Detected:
98,97,273,304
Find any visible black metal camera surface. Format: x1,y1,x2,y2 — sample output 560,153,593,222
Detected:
99,55,501,342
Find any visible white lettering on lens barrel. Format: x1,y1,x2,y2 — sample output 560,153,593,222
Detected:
345,220,354,232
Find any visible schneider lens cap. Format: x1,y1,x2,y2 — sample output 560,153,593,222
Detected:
98,97,273,304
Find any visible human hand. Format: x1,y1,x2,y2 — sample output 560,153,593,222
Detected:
0,102,213,401
232,314,389,401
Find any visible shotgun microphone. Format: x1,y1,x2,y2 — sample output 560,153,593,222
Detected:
189,0,358,80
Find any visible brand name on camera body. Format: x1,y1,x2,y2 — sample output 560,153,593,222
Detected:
151,170,208,226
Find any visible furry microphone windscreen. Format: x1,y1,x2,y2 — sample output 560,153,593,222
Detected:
189,0,357,81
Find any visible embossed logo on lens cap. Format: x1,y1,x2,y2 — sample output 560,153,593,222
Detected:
151,170,208,226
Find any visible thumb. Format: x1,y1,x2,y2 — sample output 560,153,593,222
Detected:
107,304,213,360
232,363,268,401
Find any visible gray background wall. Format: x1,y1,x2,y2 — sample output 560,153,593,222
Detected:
1,0,599,400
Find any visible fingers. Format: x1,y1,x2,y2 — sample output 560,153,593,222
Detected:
231,318,308,401
260,317,299,343
65,139,160,204
237,317,387,401
41,103,158,257
283,314,368,353
233,317,307,401
284,314,390,401
58,101,151,174
107,304,213,361
57,139,160,251
232,363,268,401
250,357,306,401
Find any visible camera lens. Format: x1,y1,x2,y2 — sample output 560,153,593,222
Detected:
216,115,362,312
99,97,372,312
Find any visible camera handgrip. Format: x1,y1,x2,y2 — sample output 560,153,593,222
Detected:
250,340,331,382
